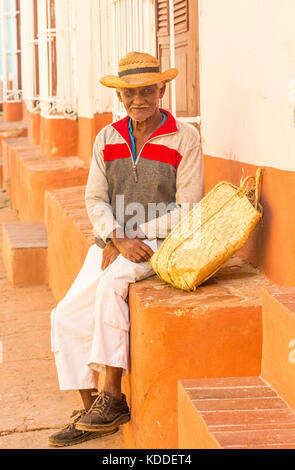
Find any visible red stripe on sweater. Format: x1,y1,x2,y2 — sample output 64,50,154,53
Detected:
103,143,131,161
141,143,182,168
103,142,183,168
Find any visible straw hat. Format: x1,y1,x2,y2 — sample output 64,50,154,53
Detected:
100,51,178,89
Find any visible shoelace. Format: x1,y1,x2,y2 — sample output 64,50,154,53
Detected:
64,409,86,431
89,391,111,416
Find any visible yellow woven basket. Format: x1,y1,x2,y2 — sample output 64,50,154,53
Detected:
150,169,263,291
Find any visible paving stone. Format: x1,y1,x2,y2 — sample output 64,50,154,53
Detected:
0,427,124,450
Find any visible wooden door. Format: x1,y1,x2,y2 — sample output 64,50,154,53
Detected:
156,0,200,118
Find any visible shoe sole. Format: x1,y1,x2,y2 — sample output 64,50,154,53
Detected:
48,427,119,447
75,412,130,432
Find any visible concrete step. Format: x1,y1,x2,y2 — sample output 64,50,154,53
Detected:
45,186,94,301
178,376,295,449
1,137,35,194
0,120,28,157
123,258,274,448
2,221,48,287
261,286,295,411
2,137,89,220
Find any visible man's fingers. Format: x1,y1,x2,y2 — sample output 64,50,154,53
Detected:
131,240,154,257
136,247,152,261
101,258,108,270
138,243,154,257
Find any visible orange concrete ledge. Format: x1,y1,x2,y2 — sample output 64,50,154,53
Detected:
1,137,35,195
2,222,48,287
14,154,89,222
45,186,94,301
178,376,295,449
2,135,88,219
0,120,28,157
11,148,43,212
3,138,41,207
123,257,274,449
261,286,295,410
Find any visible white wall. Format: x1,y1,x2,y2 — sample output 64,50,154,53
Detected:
199,0,295,171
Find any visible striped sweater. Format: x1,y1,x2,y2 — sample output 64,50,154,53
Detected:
85,109,204,248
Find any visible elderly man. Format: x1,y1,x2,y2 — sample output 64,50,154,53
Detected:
49,52,204,447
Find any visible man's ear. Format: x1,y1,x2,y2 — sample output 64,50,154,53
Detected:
159,83,166,99
116,90,122,102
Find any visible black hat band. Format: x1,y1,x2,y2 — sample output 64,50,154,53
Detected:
118,66,160,78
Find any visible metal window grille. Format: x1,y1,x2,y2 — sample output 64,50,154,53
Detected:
38,0,77,119
0,0,22,102
111,0,156,122
23,0,40,112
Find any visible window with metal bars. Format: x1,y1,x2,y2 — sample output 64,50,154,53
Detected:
111,0,156,121
0,0,22,102
45,0,57,98
25,0,40,108
33,0,40,98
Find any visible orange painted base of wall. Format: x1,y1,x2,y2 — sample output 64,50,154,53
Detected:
204,155,295,287
40,116,78,158
28,112,41,145
21,102,41,145
3,102,23,122
22,101,31,125
78,113,112,166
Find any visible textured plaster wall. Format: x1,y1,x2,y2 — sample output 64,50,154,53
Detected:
199,0,295,171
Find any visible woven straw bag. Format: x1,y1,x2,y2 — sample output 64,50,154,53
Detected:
150,169,263,291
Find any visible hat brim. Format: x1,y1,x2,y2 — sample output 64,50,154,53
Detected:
99,68,178,89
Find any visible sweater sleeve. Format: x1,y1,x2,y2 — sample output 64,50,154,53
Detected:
138,133,204,240
85,134,122,248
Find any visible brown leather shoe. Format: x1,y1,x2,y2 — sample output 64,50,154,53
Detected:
75,392,130,432
48,409,119,447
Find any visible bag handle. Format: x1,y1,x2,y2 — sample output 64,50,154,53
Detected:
239,168,262,209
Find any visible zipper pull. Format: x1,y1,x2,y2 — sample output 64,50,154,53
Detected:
133,164,138,183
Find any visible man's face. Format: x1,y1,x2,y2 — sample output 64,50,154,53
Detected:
116,84,166,122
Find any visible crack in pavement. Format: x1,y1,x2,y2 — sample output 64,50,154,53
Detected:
0,426,60,437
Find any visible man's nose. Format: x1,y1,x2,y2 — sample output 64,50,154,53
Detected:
132,92,145,104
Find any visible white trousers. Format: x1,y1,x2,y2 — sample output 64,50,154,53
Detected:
50,239,158,390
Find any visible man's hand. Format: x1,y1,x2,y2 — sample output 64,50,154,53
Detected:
101,242,120,270
110,228,154,263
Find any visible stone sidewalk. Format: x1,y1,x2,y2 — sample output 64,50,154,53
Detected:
0,190,124,449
